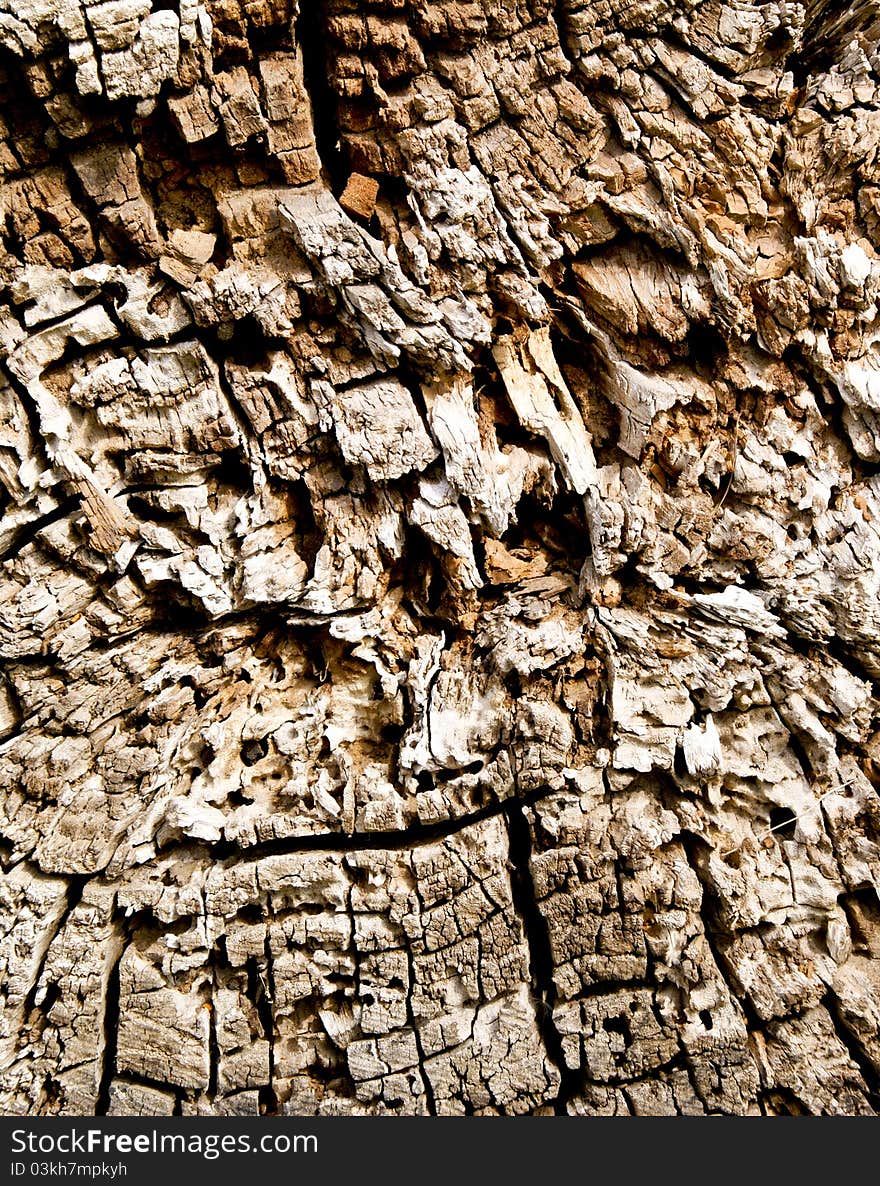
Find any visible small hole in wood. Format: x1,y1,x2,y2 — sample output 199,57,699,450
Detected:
769,806,797,839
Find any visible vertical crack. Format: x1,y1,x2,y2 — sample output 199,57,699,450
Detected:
255,932,279,1115
504,800,581,1114
95,908,125,1116
295,0,347,192
207,952,220,1101
674,1037,713,1115
404,945,437,1115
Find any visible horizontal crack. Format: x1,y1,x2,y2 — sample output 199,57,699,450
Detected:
204,785,566,867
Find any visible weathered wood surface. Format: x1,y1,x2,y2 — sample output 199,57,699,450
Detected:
1,0,879,1116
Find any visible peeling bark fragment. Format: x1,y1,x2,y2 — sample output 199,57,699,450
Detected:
317,377,437,483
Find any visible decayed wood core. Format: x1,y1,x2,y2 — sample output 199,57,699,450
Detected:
1,0,879,1117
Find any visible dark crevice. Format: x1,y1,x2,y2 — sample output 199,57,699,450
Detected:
822,991,880,1110
758,601,880,691
255,935,279,1116
124,494,183,526
391,527,450,621
621,25,741,84
286,477,323,570
760,1086,808,1115
769,806,798,840
201,318,289,369
678,831,765,1036
95,913,127,1116
788,0,880,84
676,1039,713,1113
296,0,347,194
504,801,581,1114
190,782,564,868
395,357,434,431
549,0,569,63
823,633,880,690
764,681,823,784
782,342,880,498
207,955,220,1100
21,874,88,1020
0,833,18,872
112,1071,187,1098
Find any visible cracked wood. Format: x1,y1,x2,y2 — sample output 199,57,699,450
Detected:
0,0,880,1118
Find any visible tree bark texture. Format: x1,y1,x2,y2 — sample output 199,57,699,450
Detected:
1,0,880,1118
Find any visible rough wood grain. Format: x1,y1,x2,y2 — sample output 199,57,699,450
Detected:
0,0,879,1117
